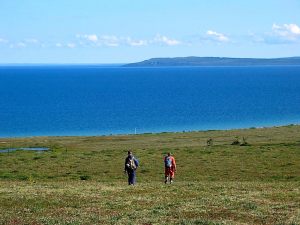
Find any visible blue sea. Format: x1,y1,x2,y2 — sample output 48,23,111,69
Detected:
0,65,300,137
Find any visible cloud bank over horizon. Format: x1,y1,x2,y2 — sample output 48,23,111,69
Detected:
1,24,299,50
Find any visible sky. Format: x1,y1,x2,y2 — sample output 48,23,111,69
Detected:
0,0,300,63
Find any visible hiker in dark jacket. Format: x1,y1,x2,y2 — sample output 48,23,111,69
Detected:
124,151,139,185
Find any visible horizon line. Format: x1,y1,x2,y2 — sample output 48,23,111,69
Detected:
1,55,300,66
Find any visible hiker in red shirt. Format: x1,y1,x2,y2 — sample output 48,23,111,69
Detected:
164,152,176,184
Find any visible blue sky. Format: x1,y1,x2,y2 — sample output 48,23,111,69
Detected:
0,0,300,63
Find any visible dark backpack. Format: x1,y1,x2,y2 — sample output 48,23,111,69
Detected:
165,156,172,168
126,157,137,170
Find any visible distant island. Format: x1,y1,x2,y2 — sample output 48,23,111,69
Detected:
124,56,300,67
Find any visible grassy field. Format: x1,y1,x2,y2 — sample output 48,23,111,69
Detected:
0,125,300,224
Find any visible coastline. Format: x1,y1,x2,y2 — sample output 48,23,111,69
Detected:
0,123,299,139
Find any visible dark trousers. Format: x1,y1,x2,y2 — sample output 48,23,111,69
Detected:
127,170,136,185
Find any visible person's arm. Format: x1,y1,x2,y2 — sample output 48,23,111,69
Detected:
172,157,177,171
134,158,139,168
124,158,127,173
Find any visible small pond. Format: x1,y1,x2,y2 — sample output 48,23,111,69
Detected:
0,147,50,153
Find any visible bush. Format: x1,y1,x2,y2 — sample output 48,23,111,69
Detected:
206,138,213,146
231,137,240,145
240,137,250,146
80,175,90,180
232,136,250,146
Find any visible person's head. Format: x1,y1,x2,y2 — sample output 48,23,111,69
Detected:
167,152,171,156
128,151,133,158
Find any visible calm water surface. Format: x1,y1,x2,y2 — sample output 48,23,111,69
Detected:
0,65,299,137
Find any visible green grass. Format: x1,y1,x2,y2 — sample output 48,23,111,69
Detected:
0,125,300,224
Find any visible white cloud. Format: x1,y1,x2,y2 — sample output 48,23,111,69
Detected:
206,30,229,42
76,34,98,45
252,23,300,44
77,34,120,46
8,42,26,48
25,38,39,44
272,23,300,41
16,42,26,48
76,33,182,47
55,43,63,47
0,38,8,43
153,34,180,46
67,43,76,48
126,37,148,46
99,35,119,47
84,34,98,42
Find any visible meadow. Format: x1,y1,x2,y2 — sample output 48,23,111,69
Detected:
0,125,299,224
